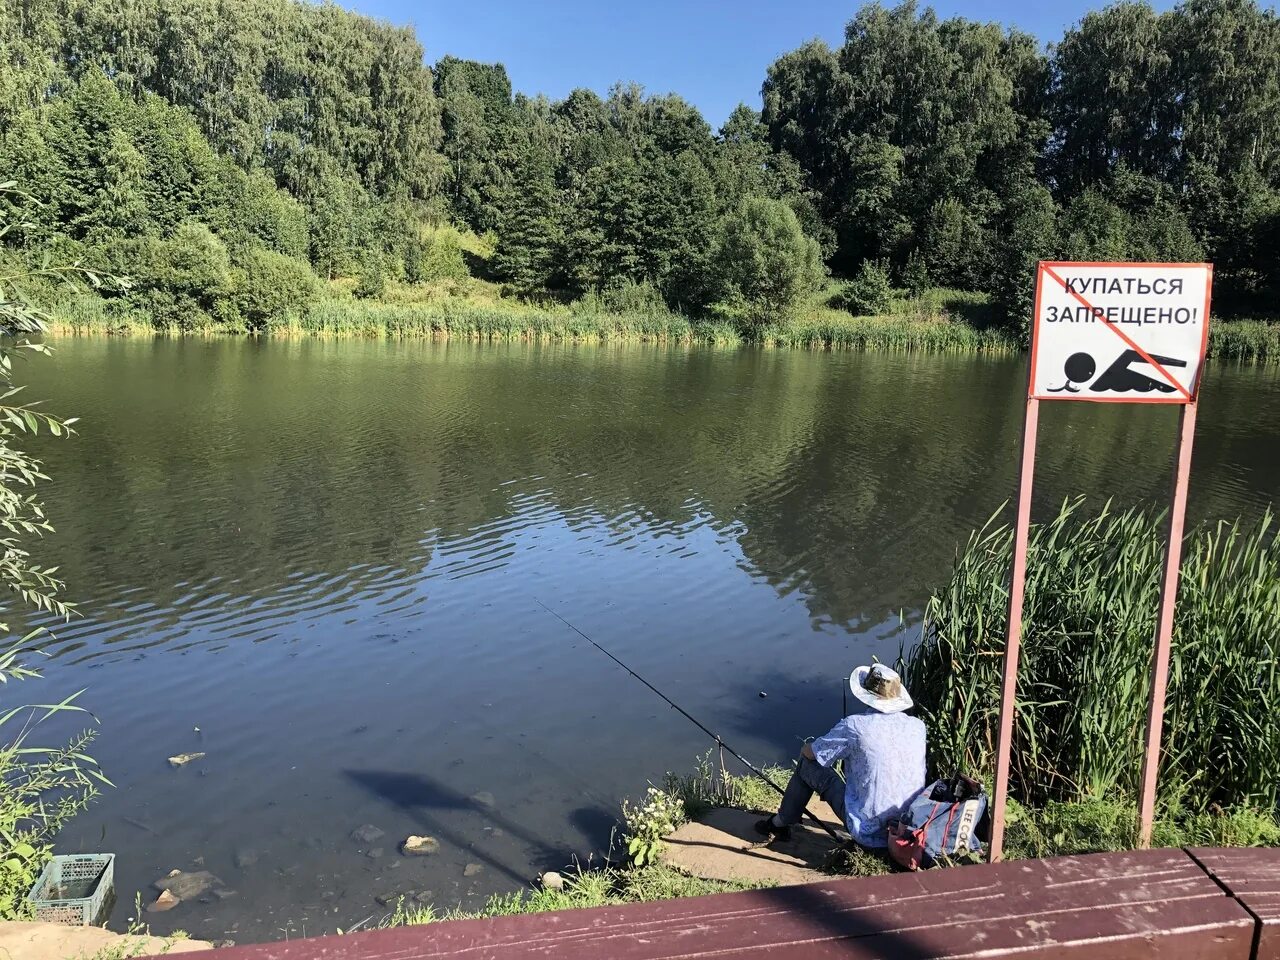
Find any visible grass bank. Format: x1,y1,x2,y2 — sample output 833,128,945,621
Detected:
47,284,1279,361
49,284,1019,354
377,764,1280,928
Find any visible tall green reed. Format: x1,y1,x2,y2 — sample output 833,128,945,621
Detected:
904,498,1280,811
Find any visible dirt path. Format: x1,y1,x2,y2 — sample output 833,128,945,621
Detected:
0,921,213,959
663,799,845,886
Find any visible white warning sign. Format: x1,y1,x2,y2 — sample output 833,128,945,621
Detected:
1030,262,1213,404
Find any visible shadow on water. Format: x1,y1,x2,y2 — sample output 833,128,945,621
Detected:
343,769,615,886
710,668,862,762
567,806,622,857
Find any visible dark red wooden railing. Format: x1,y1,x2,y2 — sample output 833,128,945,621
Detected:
189,846,1280,959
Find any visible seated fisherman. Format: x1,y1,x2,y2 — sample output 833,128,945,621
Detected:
755,664,926,848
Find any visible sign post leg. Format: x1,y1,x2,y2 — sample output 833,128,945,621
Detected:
989,397,1040,863
1137,402,1198,847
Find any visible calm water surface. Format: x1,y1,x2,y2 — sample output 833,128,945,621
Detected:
21,339,1280,942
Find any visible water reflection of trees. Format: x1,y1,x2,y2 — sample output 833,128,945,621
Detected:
28,340,1280,647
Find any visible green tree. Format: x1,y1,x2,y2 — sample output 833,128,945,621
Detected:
493,147,562,298
713,197,825,321
989,180,1059,335
842,259,893,316
435,57,516,231
902,248,930,299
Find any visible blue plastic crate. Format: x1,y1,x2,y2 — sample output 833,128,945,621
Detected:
27,853,114,926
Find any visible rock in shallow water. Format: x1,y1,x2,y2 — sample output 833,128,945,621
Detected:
153,870,221,901
350,824,385,844
469,791,495,809
147,890,180,913
400,836,439,856
463,863,483,878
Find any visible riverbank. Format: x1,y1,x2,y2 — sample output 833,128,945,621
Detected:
376,762,1280,929
46,284,1280,361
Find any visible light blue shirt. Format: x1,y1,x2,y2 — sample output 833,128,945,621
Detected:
810,708,927,848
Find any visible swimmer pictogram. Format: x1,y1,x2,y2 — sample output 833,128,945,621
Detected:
1048,349,1188,394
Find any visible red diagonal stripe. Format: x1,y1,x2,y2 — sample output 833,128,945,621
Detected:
1041,264,1192,401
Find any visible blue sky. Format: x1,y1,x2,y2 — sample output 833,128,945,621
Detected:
353,1,1196,129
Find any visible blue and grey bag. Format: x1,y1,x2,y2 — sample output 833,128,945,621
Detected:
887,774,987,870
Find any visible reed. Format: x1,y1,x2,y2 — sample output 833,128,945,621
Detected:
1208,319,1280,362
758,311,1018,353
903,498,1280,812
45,292,1280,364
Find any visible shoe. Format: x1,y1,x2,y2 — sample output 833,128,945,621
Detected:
753,817,791,842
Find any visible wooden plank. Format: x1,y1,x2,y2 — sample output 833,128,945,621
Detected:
1189,847,1280,960
186,849,1254,960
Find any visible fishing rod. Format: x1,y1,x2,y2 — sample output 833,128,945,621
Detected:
532,597,844,845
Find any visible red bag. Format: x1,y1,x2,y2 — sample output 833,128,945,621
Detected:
887,818,927,871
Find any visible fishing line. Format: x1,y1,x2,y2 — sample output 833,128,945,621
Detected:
532,597,844,845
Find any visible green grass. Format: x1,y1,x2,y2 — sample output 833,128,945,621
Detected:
1005,797,1280,860
380,863,767,927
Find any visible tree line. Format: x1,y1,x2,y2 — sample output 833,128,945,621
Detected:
0,0,1277,332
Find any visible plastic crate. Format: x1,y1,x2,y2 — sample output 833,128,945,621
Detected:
27,853,114,926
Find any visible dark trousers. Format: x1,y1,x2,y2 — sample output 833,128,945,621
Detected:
775,756,847,828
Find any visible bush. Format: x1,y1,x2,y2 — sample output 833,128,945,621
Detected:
0,190,107,918
355,252,387,300
902,250,930,299
232,247,319,331
123,223,235,329
405,229,470,285
841,259,893,316
713,197,825,323
620,786,685,867
574,279,671,316
0,714,101,919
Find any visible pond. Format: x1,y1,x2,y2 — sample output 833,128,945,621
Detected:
22,338,1280,942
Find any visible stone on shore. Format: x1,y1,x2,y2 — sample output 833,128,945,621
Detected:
541,871,565,891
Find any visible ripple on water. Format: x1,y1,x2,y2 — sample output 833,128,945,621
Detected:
16,339,1280,943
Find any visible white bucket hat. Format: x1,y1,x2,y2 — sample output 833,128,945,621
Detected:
849,664,913,714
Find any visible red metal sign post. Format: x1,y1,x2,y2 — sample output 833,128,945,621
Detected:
987,262,1212,863
1136,402,1199,846
987,396,1038,862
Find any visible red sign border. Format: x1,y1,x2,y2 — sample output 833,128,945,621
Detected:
1028,261,1214,405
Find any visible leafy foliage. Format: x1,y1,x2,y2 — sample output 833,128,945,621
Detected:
620,786,685,867
3,0,1280,335
0,186,107,919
